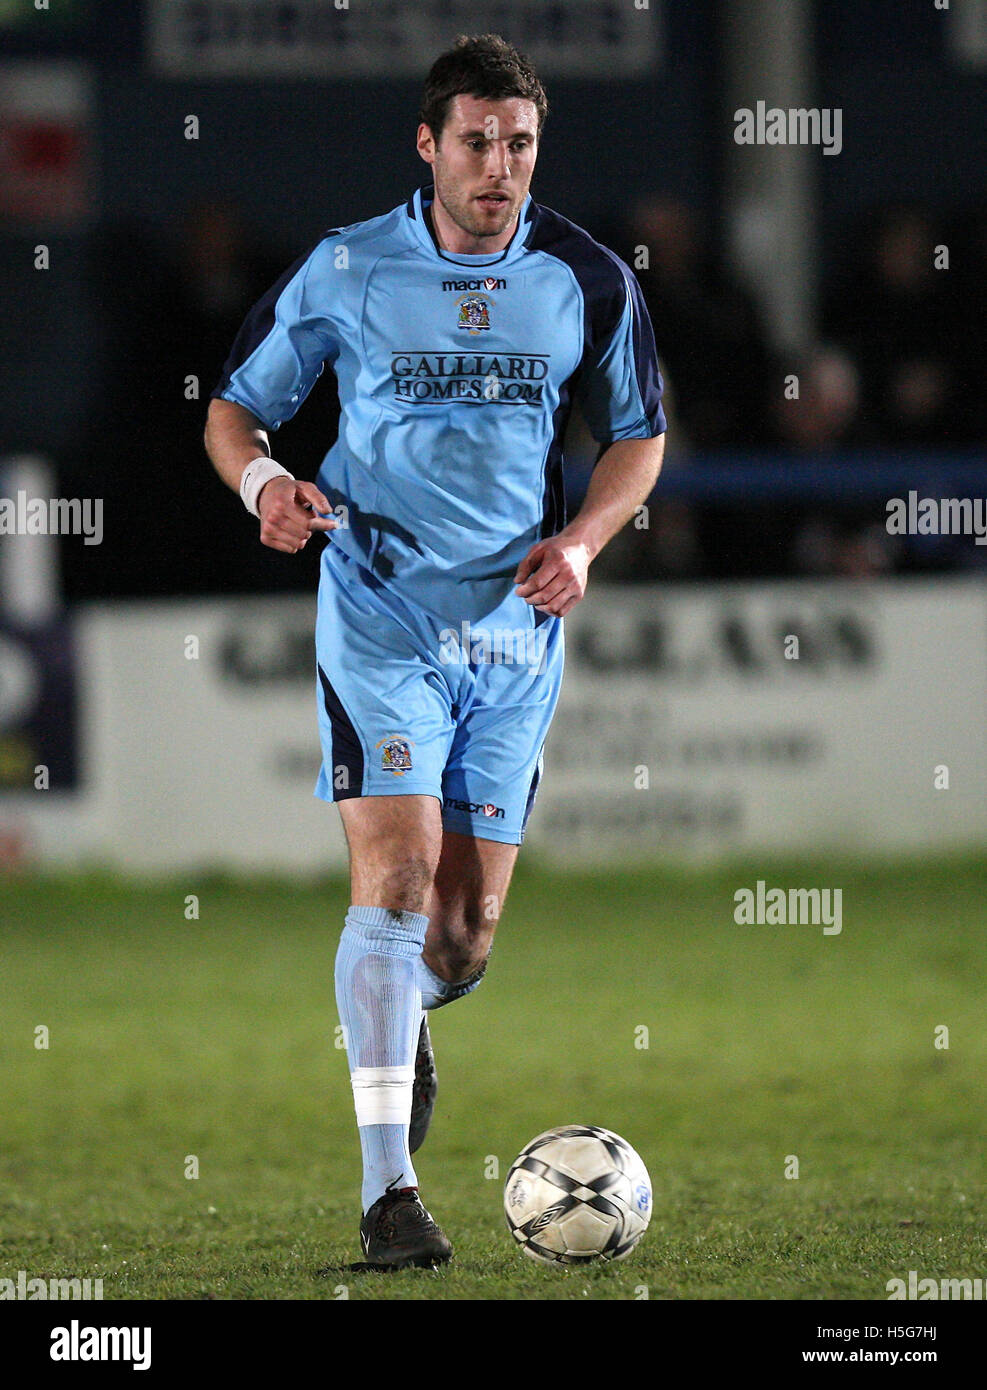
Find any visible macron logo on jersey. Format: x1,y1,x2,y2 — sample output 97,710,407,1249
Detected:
442,278,507,291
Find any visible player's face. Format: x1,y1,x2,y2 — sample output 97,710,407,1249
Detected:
417,95,539,250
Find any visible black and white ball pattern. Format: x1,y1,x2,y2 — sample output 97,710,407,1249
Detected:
503,1125,652,1264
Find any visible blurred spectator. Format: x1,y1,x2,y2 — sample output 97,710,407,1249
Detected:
792,518,899,578
62,202,338,599
822,202,958,445
621,195,774,447
768,346,867,451
769,348,898,576
949,199,987,444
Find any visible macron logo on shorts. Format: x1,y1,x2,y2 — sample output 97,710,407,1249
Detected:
444,797,505,820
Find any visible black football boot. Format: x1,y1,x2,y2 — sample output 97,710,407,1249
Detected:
357,1187,453,1270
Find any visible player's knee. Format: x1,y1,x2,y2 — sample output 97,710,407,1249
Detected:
429,923,493,982
379,851,437,913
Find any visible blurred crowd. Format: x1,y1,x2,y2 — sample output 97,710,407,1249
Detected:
590,195,986,582
619,196,983,453
61,203,336,599
60,194,985,599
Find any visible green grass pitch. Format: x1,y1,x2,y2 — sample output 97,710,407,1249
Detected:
1,858,984,1301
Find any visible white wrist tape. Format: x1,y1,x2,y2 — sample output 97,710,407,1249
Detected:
240,457,294,518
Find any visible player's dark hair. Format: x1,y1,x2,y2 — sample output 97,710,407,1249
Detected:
420,34,548,142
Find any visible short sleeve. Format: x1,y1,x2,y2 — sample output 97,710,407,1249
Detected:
577,269,666,446
211,240,340,431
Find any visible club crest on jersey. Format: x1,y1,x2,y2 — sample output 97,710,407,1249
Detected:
376,735,413,774
457,293,492,334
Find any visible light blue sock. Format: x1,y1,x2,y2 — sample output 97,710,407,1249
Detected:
335,906,428,1214
417,953,489,1010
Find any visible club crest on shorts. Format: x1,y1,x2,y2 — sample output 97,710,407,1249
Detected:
376,734,413,775
457,293,491,333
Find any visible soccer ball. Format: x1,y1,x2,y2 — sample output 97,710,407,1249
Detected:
503,1124,652,1264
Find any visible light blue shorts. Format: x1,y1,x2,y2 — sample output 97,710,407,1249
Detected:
313,547,564,844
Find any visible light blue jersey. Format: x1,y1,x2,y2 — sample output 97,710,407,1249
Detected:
215,186,664,838
214,184,665,627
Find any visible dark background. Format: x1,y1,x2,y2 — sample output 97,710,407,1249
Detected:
2,0,984,598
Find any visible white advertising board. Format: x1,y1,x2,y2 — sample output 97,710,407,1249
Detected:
529,581,987,861
148,0,661,80
1,581,984,872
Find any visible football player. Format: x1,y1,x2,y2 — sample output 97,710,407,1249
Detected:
205,33,665,1269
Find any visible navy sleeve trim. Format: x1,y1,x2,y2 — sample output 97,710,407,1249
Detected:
210,233,340,402
525,203,664,436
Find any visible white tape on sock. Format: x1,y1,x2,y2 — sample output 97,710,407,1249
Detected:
350,1066,415,1126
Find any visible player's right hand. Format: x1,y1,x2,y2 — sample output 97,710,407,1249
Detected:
258,477,337,553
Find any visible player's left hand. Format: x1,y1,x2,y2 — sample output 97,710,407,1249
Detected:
514,535,591,617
